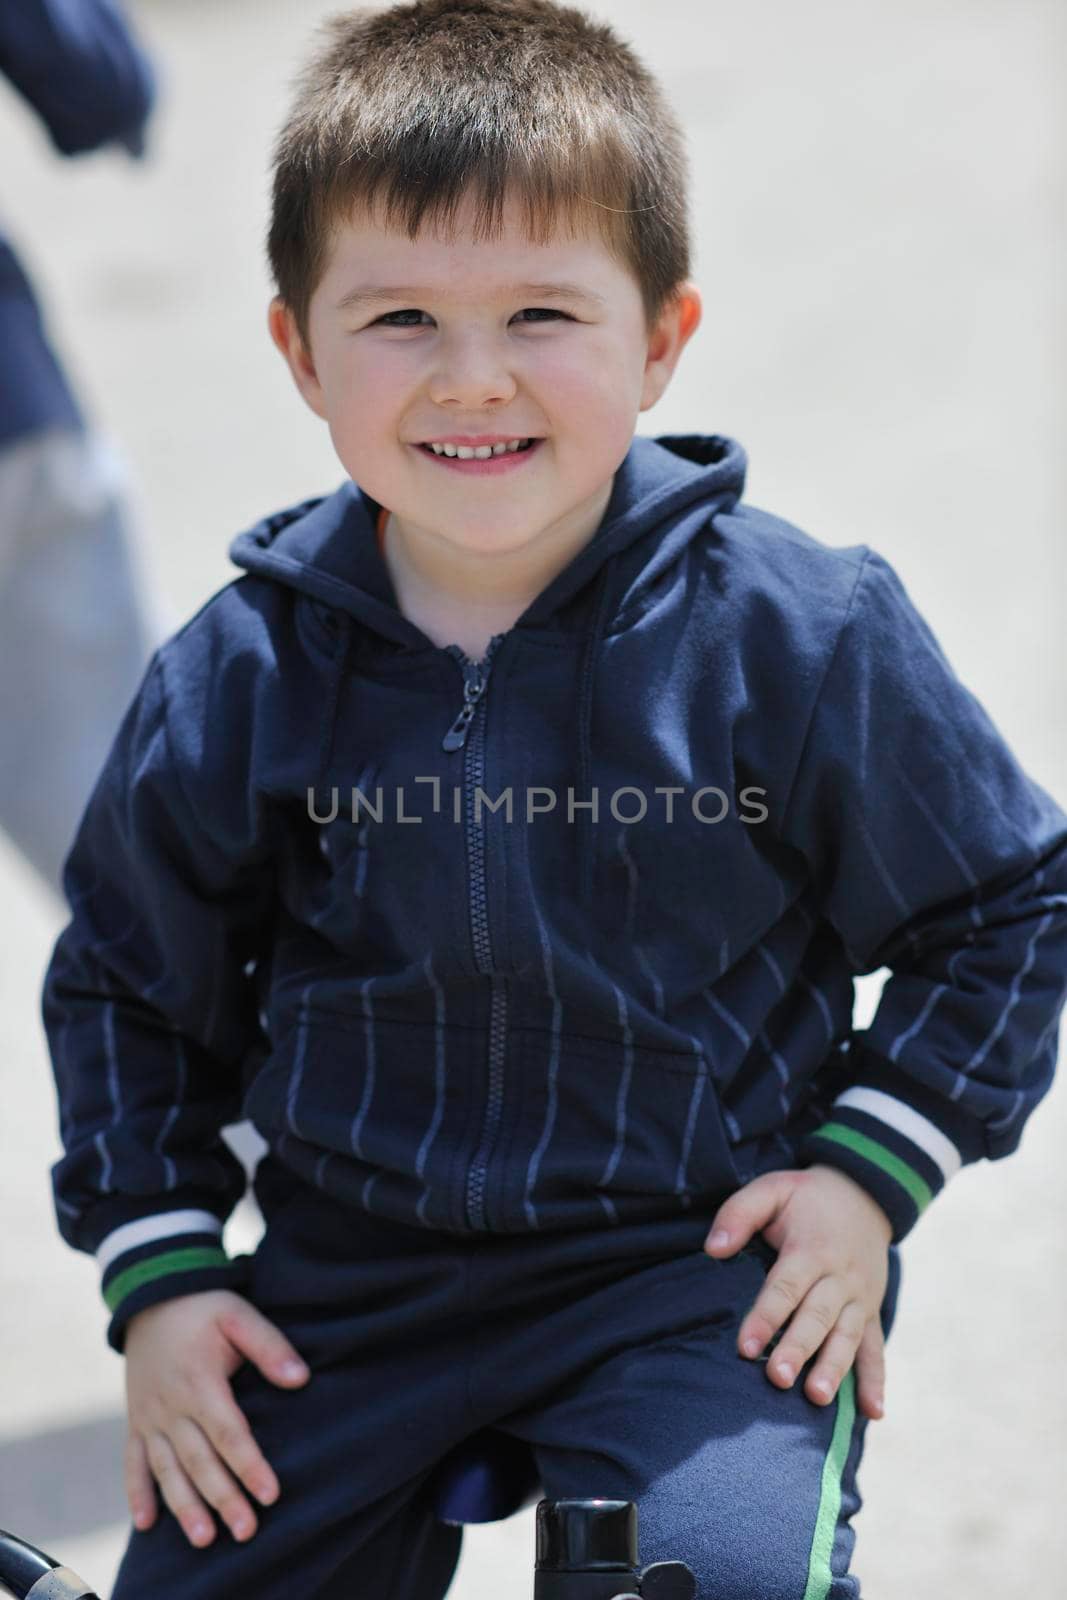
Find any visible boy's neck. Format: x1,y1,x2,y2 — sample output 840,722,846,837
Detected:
380,480,614,656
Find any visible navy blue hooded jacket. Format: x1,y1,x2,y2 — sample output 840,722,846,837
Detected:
0,0,156,447
41,433,1067,1352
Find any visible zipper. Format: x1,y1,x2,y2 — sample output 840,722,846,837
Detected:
441,634,508,1229
441,633,505,750
441,657,485,751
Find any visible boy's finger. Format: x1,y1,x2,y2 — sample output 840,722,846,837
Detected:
198,1387,281,1509
704,1171,790,1256
124,1431,157,1531
800,1304,866,1403
762,1282,856,1393
219,1304,310,1387
853,1317,887,1419
736,1251,817,1356
169,1415,259,1544
144,1429,217,1549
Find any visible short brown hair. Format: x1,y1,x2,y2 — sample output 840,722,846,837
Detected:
268,0,692,344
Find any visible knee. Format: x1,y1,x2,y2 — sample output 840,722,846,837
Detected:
638,1509,829,1600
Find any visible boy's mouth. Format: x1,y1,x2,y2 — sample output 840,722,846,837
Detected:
412,437,543,474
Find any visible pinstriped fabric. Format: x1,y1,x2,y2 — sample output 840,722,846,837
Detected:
636,943,665,1018
851,813,920,956
352,975,382,1214
200,915,224,1060
354,819,369,897
868,890,1059,1118
985,994,1060,1141
675,1035,708,1203
703,988,750,1049
101,1002,120,1190
596,982,635,1223
416,955,447,1226
72,881,220,1206
524,897,563,1228
895,758,980,889
796,974,834,1045
755,1027,792,1122
790,556,1067,1237
351,977,377,1158
152,1031,187,1190
616,824,666,1017
964,909,1056,1073
886,984,948,1062
314,1146,333,1191
93,1126,112,1190
752,944,799,1121
721,1104,743,1145
284,987,313,1138
616,824,638,940
755,941,785,994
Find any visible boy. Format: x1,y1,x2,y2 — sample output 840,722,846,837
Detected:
42,2,1067,1596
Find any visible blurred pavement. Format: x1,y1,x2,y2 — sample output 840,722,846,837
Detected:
0,1,1064,1593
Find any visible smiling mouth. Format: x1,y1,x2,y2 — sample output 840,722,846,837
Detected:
411,437,546,474
418,438,539,459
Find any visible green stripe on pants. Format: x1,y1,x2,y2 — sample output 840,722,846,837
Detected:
802,1366,856,1599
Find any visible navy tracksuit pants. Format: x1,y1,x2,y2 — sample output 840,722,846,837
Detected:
111,1155,902,1600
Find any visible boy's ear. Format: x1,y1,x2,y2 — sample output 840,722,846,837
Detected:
268,297,327,419
638,282,703,414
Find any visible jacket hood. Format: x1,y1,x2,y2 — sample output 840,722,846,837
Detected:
229,432,746,646
229,431,747,905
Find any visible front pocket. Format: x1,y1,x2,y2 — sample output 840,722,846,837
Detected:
243,1009,746,1235
499,1028,743,1230
243,1008,483,1230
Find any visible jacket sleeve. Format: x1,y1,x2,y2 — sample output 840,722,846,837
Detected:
781,548,1067,1243
42,644,274,1352
0,0,156,158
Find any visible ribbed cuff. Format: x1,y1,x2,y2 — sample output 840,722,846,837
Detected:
98,1208,250,1354
796,1045,985,1244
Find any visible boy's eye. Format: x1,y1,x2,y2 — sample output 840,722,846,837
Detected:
372,307,571,327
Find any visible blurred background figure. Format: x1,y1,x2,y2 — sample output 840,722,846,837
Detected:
0,0,162,895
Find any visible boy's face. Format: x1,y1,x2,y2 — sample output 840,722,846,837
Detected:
270,188,700,561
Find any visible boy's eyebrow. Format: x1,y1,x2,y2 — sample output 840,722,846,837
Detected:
336,280,607,312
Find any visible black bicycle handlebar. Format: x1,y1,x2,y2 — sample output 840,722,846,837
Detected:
0,1531,98,1600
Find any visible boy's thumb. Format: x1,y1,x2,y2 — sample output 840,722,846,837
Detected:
703,1171,783,1256
222,1303,311,1387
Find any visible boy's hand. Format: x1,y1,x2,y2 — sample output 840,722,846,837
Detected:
123,1290,311,1548
703,1165,892,1421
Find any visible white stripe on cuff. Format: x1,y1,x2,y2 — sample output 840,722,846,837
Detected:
834,1086,962,1183
96,1209,224,1276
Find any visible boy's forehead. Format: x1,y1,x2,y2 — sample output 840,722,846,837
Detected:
320,192,626,301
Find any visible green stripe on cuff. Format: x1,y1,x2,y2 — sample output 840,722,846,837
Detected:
802,1367,856,1600
811,1122,933,1214
103,1246,232,1312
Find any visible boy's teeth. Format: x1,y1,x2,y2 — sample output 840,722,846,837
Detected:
428,439,532,458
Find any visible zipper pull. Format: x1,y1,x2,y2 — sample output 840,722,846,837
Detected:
442,660,485,751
